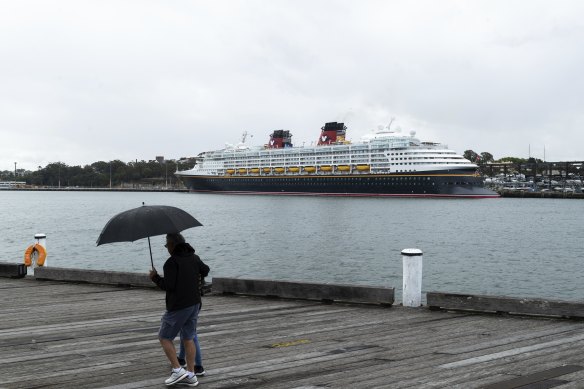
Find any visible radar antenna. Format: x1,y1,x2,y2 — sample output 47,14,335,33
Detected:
386,117,395,130
241,131,248,143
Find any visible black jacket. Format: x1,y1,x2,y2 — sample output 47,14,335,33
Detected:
152,243,210,311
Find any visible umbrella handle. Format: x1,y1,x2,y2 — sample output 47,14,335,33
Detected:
147,236,155,270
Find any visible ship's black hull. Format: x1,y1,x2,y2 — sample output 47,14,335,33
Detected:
178,170,499,198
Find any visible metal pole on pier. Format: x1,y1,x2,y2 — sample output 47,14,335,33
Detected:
35,234,47,266
401,248,423,307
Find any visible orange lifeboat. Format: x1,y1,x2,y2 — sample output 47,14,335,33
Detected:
238,168,247,174
355,164,370,171
262,167,272,173
319,165,333,172
250,168,260,174
274,167,285,173
303,166,316,173
288,167,300,173
226,169,235,175
337,165,350,172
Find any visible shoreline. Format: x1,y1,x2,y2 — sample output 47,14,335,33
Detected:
0,187,189,192
497,189,584,199
3,187,584,198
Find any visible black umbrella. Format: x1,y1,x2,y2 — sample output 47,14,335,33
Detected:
96,204,202,269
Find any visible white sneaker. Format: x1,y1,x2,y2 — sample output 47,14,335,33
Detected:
177,374,199,386
165,367,188,386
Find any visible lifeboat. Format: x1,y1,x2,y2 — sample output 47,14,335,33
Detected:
304,166,316,173
274,167,285,173
336,165,350,172
355,164,370,171
319,165,333,172
238,168,247,174
250,168,260,174
262,167,272,173
226,169,235,175
288,167,300,173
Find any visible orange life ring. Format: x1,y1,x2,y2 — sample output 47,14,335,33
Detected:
24,244,47,267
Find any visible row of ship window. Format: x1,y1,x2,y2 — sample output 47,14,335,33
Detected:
218,149,455,161
218,154,459,162
216,162,465,172
219,153,454,159
390,157,463,160
216,149,456,157
222,160,460,164
202,178,473,186
202,177,472,183
216,152,458,162
204,179,438,186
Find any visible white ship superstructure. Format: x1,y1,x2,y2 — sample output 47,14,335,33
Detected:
191,128,475,176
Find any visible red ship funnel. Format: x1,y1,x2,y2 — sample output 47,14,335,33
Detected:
318,122,346,145
267,130,293,148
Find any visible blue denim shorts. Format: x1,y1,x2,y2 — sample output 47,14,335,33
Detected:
158,303,200,341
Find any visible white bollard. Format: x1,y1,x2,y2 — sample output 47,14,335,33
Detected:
401,248,423,307
34,233,47,267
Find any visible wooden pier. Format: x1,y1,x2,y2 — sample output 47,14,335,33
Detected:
2,273,584,388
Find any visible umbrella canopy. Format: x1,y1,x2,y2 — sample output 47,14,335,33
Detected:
96,204,202,269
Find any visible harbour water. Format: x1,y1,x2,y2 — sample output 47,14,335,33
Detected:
1,191,582,301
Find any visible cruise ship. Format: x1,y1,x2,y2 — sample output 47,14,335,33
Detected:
176,122,499,198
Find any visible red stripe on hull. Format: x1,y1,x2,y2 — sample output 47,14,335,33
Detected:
187,189,500,198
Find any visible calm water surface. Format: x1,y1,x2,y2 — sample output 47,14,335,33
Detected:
1,191,582,301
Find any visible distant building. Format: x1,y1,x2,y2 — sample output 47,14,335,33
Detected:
0,181,27,188
156,156,165,164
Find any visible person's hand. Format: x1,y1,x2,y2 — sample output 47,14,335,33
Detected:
149,269,158,280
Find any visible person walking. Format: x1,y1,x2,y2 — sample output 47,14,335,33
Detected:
149,233,208,387
177,273,208,376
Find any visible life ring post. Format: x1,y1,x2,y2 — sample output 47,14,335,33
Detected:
35,233,47,267
24,234,48,270
35,233,47,248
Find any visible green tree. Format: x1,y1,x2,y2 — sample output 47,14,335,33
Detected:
12,157,190,188
497,157,527,164
480,152,494,163
463,150,480,162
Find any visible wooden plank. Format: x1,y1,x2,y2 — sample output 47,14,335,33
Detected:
347,319,584,388
410,339,584,389
480,365,583,389
552,369,584,388
213,277,394,305
439,333,584,369
427,291,584,318
437,323,584,355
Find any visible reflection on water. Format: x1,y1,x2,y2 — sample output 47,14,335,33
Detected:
0,191,582,301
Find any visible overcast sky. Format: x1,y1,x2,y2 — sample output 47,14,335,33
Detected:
2,0,583,171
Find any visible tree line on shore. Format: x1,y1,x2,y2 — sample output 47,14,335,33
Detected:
0,159,196,188
462,151,554,174
462,150,543,165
